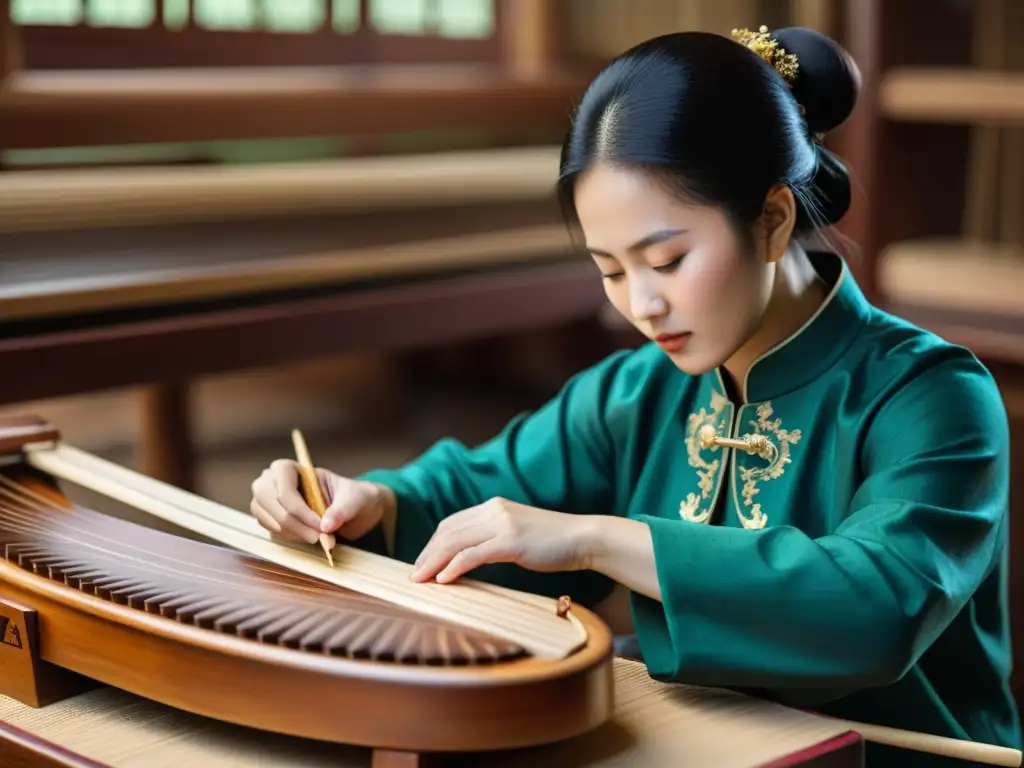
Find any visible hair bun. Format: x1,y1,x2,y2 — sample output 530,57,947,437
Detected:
772,27,860,135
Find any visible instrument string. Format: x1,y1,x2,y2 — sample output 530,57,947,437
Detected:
0,474,516,663
23,444,586,658
0,478,362,604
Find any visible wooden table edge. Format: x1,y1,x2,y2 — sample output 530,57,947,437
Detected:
0,718,109,768
758,731,865,768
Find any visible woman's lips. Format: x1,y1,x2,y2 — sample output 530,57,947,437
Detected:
654,332,692,353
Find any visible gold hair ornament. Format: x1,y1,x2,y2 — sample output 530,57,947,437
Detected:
731,25,799,83
731,24,821,141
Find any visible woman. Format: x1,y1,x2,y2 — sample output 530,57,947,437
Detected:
250,25,1020,766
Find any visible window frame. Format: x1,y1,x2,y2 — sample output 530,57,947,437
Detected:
15,0,506,69
0,0,586,151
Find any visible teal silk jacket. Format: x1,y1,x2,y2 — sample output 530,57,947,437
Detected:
358,252,1020,766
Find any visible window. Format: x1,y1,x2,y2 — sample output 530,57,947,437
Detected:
11,0,501,69
0,0,576,152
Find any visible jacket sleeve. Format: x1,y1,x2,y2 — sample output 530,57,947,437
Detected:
354,350,634,607
629,350,1011,701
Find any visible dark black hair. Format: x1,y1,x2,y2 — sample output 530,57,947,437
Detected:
557,26,861,238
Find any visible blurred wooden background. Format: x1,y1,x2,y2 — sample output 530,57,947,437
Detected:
0,0,1021,705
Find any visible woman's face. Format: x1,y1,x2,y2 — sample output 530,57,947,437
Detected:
573,162,775,375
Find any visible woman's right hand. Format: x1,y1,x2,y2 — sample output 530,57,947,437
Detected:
249,460,392,544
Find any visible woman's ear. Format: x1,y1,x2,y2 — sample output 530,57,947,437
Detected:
758,185,797,263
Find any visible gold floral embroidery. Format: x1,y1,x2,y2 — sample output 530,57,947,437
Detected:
734,403,802,529
680,389,729,524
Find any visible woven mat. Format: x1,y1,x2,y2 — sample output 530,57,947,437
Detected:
0,659,850,767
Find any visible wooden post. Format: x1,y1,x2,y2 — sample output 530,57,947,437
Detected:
827,0,882,301
0,0,22,86
501,0,563,80
789,0,836,35
138,380,196,492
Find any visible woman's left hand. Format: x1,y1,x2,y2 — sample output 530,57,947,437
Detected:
409,497,595,584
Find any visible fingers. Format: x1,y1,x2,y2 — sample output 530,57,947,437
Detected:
269,460,323,530
435,540,511,584
321,480,380,540
410,511,512,583
249,460,321,544
249,497,315,543
248,500,282,534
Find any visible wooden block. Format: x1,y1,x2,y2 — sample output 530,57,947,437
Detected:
0,596,97,708
0,415,59,457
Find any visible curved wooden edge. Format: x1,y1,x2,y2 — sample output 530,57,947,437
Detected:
0,719,108,768
0,569,615,752
0,146,562,234
0,557,610,686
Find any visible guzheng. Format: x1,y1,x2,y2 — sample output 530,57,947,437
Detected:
0,415,615,765
1,415,1022,767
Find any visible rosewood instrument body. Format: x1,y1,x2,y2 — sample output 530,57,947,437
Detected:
0,416,615,764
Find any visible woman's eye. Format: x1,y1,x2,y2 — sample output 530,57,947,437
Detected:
600,272,625,282
654,256,685,273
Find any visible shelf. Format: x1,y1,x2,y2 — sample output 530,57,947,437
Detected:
879,68,1024,124
879,238,1024,316
878,238,1024,363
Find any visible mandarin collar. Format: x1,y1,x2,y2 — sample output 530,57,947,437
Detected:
716,252,872,403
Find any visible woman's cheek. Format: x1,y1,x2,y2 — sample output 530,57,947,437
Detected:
684,258,733,312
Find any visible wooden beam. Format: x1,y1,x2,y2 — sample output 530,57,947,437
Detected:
0,223,576,323
0,65,590,148
0,259,605,407
0,146,562,232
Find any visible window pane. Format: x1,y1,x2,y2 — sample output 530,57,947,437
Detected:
12,0,83,25
163,0,188,29
436,0,492,39
87,0,154,27
332,0,359,33
370,0,428,35
263,0,325,32
193,0,257,31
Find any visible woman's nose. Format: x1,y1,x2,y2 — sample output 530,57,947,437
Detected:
631,291,668,321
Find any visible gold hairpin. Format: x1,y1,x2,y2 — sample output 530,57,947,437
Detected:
731,25,798,84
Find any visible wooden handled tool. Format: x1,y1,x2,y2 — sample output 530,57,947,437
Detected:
291,429,336,567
